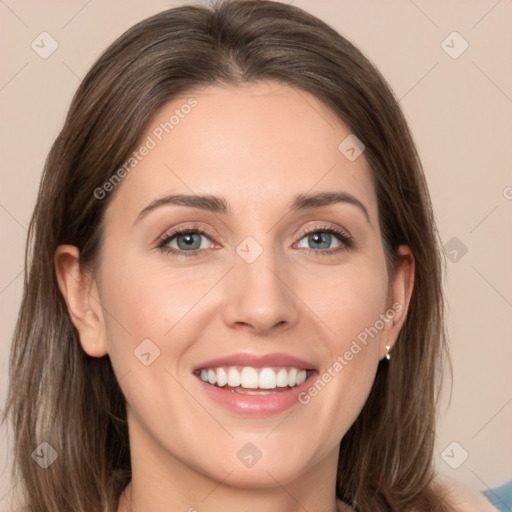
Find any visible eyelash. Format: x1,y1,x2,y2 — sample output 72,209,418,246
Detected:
156,224,353,259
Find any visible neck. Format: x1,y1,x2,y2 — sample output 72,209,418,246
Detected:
118,484,349,512
118,414,345,512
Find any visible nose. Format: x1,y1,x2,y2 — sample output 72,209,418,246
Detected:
222,248,299,336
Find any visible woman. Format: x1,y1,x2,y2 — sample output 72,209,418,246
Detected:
2,1,497,510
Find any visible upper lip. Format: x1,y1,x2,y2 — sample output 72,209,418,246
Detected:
193,352,317,372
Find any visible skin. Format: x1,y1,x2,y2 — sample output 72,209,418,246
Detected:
432,475,500,512
55,81,415,512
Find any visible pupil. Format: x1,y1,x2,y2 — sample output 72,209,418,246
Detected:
310,232,330,249
178,233,200,250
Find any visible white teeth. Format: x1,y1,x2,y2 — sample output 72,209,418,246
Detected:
258,368,276,389
296,370,307,385
227,367,241,387
198,366,310,390
216,367,227,387
240,367,259,388
288,368,297,387
207,369,217,385
276,368,289,387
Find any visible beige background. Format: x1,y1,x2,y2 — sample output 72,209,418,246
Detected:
1,0,511,505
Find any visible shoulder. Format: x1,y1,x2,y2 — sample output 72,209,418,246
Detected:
432,474,499,512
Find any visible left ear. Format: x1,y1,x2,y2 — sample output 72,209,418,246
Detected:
379,245,415,360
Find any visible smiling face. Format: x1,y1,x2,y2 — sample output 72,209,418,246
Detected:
56,80,413,506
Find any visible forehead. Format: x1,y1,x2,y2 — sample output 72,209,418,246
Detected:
105,81,378,225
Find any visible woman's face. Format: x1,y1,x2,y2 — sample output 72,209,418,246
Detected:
65,81,413,496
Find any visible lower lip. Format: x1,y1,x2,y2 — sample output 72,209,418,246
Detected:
194,371,318,416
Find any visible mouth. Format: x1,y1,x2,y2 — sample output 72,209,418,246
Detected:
194,366,314,395
192,353,319,416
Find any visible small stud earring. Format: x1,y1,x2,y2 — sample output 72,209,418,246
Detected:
385,345,391,360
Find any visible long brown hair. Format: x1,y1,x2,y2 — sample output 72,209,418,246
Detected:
3,1,452,510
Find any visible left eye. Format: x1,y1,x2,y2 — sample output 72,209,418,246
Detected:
297,230,344,251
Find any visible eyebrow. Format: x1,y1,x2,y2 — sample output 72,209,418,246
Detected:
133,191,371,226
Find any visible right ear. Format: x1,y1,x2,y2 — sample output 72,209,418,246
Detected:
54,244,108,358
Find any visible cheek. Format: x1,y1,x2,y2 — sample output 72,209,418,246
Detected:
297,258,388,407
99,252,206,339
303,257,389,350
97,248,227,380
